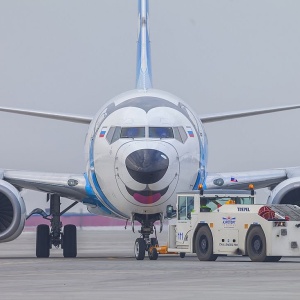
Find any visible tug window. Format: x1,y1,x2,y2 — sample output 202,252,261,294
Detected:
178,196,194,220
149,127,174,138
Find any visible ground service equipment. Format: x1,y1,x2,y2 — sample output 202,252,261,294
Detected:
158,188,300,262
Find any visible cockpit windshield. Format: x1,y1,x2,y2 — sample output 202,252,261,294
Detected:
149,127,174,138
120,127,145,138
105,126,188,144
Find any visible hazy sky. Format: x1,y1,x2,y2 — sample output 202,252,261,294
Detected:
1,0,300,208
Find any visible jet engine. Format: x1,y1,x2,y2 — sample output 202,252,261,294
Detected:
268,177,300,206
0,179,26,242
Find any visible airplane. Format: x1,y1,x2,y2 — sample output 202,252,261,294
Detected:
1,0,300,260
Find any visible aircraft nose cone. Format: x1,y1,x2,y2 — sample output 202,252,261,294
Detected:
125,149,169,184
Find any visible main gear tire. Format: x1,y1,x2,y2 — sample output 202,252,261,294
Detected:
36,224,50,258
63,224,77,258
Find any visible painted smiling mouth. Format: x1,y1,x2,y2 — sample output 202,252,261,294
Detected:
126,186,169,204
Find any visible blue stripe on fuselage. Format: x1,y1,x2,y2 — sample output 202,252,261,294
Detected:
193,126,208,190
83,173,112,215
89,135,127,218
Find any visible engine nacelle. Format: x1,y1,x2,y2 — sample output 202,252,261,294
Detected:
268,177,300,206
0,179,26,242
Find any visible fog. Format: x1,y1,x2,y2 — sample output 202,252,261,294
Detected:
0,0,300,211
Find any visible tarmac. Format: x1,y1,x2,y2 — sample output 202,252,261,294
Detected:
1,228,300,300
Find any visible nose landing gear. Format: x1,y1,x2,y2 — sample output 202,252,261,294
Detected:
132,213,162,260
134,234,159,260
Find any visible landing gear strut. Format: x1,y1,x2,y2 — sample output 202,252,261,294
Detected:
133,213,162,260
29,194,78,258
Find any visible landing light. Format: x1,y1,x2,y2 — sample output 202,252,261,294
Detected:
68,179,78,187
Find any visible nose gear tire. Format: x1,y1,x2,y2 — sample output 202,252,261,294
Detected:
148,247,158,260
134,238,146,260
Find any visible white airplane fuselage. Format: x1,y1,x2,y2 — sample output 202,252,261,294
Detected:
1,0,300,261
85,89,207,219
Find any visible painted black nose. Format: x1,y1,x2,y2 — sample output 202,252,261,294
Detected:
125,149,169,184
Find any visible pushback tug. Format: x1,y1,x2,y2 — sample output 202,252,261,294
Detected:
149,185,300,262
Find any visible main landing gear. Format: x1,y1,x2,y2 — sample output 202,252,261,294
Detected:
132,213,163,260
27,194,78,258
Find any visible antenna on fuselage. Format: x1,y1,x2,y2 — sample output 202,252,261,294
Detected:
136,0,153,90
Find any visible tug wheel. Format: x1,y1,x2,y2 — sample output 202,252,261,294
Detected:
246,226,267,262
265,256,282,262
195,226,217,261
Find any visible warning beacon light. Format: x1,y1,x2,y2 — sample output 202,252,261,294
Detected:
198,184,204,195
249,184,255,195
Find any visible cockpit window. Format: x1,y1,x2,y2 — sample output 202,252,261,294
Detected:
106,126,122,144
120,127,145,138
105,126,187,144
149,127,174,138
173,126,188,143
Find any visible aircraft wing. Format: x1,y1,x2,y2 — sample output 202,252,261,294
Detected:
205,169,289,190
1,104,299,125
0,169,88,201
199,104,300,123
0,106,93,124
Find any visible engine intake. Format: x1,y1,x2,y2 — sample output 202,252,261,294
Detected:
268,177,300,206
0,180,26,242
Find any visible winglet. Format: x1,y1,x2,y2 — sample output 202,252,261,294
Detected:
136,0,153,90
